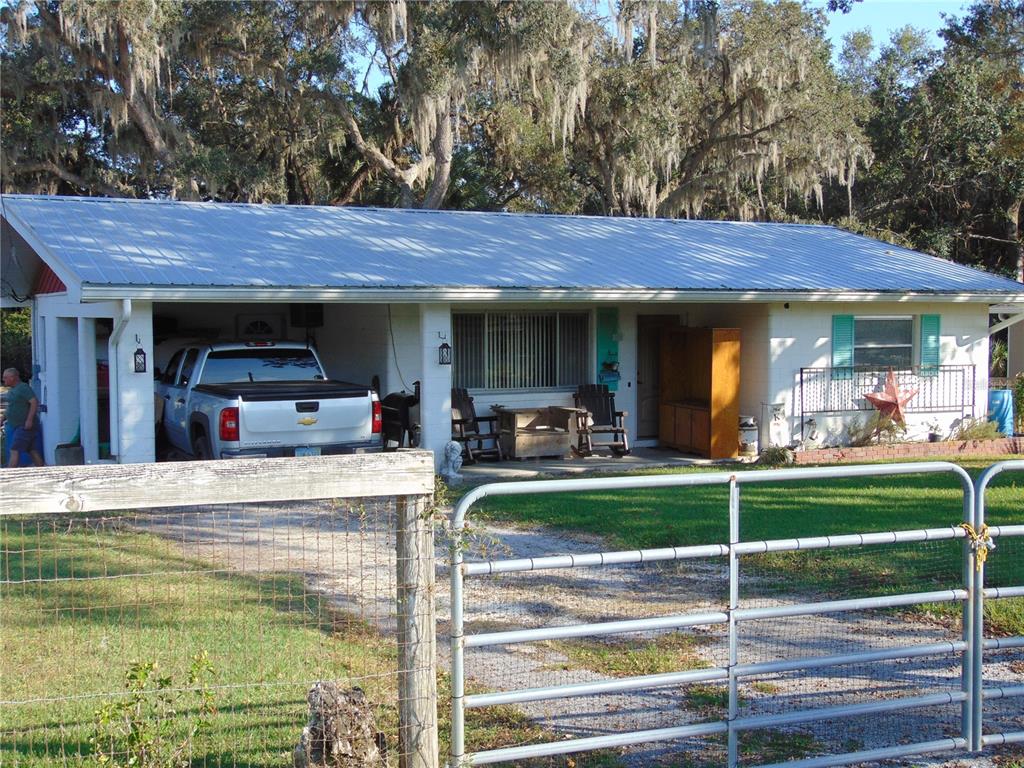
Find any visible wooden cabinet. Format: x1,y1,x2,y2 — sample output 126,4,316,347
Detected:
659,327,740,459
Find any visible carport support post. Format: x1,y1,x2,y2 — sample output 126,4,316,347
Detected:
397,492,439,768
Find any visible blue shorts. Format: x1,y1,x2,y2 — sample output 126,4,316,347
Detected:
9,425,40,453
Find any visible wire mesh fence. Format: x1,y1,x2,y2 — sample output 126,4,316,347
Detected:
1,453,437,768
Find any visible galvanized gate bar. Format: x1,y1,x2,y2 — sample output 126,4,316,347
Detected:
465,527,968,576
988,524,1024,536
732,691,969,731
733,589,967,621
982,733,1024,746
465,610,729,647
983,637,1024,650
758,738,968,768
733,527,966,553
463,543,731,574
982,686,1024,700
734,640,968,677
449,462,977,768
984,586,1024,598
468,722,730,766
464,667,729,708
972,459,1024,753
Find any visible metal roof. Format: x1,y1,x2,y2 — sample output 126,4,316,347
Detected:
2,195,1022,302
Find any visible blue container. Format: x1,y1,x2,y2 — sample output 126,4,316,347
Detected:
988,389,1014,436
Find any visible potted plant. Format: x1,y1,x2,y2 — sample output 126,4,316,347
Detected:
925,418,944,442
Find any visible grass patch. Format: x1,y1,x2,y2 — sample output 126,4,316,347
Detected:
1,517,622,768
738,729,818,764
546,632,709,678
682,684,730,717
471,459,1023,634
661,729,819,767
1,516,400,767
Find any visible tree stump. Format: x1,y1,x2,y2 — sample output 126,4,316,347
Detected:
293,683,388,768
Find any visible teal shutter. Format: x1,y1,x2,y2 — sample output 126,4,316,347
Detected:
832,315,854,380
596,308,620,392
920,314,940,376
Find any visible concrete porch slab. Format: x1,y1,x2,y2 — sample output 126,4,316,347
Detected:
456,446,744,482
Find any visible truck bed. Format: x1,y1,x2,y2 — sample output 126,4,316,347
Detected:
193,381,370,402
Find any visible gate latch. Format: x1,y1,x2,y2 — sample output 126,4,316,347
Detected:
959,523,995,571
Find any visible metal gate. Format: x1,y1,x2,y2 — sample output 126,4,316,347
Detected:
448,460,1023,767
974,460,1024,752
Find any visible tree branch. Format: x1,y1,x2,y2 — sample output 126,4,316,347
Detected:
332,162,372,206
964,233,1021,246
330,91,417,207
16,160,123,197
421,105,453,209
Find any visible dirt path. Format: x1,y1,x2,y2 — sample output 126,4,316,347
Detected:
140,501,1022,767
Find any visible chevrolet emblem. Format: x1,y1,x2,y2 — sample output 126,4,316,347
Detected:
297,417,318,426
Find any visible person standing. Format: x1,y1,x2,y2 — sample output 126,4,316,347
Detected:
2,367,44,467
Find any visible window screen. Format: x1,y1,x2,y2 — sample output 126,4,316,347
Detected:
853,316,913,368
453,311,590,389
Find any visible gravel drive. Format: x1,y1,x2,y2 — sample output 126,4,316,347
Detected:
141,500,1023,767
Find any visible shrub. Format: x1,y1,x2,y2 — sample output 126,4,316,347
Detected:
951,417,1003,441
847,413,906,447
90,652,216,768
758,445,794,467
0,308,32,379
990,338,1008,378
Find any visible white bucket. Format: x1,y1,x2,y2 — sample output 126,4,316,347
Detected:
739,415,759,456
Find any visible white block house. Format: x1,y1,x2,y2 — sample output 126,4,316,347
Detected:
2,195,1022,467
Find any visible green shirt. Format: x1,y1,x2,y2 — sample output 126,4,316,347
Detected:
6,381,37,427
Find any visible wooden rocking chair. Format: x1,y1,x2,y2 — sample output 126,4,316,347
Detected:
451,388,503,463
573,384,630,457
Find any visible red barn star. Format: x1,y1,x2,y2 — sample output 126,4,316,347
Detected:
864,369,918,426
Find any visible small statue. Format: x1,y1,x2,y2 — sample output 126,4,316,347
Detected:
440,440,464,484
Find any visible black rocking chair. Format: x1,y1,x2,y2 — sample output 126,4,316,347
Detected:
451,388,503,463
573,384,630,457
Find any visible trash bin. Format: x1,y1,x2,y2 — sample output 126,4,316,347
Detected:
55,443,85,466
739,415,759,456
988,389,1014,436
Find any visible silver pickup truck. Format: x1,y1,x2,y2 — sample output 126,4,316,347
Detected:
156,341,381,459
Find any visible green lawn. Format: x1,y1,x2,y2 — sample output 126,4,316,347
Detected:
0,518,614,768
469,458,1023,634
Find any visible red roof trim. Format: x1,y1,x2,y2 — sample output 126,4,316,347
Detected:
34,264,67,294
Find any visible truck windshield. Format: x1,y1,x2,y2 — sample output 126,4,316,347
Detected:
201,349,324,383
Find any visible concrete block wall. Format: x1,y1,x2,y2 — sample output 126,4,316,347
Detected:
766,302,991,447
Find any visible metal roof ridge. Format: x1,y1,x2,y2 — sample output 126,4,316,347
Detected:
0,193,840,229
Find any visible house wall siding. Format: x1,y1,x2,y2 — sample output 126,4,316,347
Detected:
766,301,990,447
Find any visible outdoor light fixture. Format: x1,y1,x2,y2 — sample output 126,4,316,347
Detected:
438,342,452,366
133,347,147,373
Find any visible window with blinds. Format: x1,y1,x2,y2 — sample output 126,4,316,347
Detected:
453,312,589,389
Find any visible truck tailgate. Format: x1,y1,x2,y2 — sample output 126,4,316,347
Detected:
191,383,375,448
239,393,373,446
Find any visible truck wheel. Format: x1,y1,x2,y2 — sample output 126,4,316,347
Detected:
192,432,213,460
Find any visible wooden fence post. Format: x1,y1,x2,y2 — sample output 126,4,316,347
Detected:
396,492,439,768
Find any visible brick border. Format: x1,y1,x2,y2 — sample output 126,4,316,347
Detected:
794,437,1024,465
